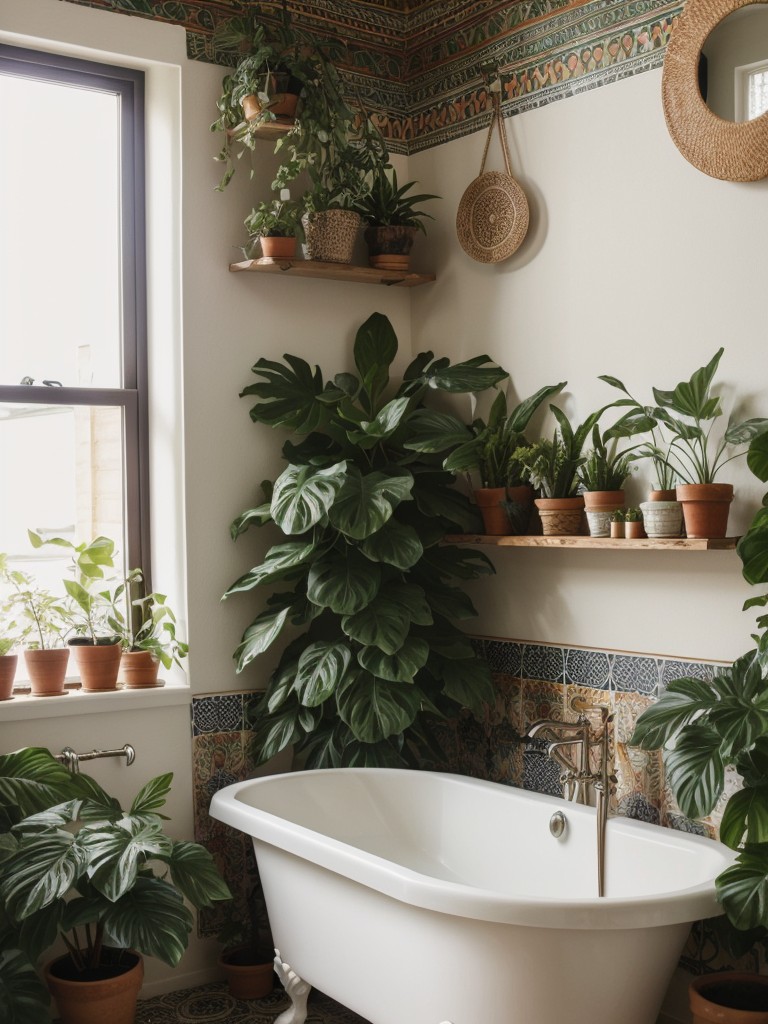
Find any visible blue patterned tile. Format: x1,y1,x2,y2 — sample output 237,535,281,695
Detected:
666,812,709,837
484,640,523,676
521,644,564,682
611,654,660,696
522,738,563,797
192,694,244,735
618,792,660,824
659,659,716,691
564,648,610,689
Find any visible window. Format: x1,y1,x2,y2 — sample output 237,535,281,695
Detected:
735,59,768,122
0,46,148,654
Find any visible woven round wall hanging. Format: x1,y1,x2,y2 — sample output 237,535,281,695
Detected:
456,91,529,264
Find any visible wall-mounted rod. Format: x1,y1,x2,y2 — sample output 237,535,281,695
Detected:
56,744,136,774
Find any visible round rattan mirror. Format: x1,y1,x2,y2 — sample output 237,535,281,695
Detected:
662,0,768,180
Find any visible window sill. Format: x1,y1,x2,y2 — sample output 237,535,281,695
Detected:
0,681,191,721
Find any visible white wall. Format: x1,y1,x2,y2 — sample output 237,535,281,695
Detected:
410,68,768,663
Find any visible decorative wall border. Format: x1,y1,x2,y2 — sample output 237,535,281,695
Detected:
61,0,681,151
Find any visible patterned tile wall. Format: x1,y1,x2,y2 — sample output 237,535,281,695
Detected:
61,0,682,151
191,639,768,975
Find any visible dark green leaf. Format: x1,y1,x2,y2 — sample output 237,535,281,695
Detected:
271,462,347,534
357,637,429,682
224,540,316,596
507,382,567,432
440,657,495,716
402,410,473,453
720,787,768,850
346,397,411,448
0,949,50,1024
242,355,327,434
233,606,291,671
748,431,768,483
102,876,192,967
336,672,421,742
130,774,172,817
167,840,231,908
652,348,724,421
2,832,81,918
0,748,80,819
328,470,412,540
81,819,173,902
295,641,352,706
359,520,423,570
665,724,725,818
629,677,717,749
353,313,398,411
307,550,381,615
426,358,508,394
717,849,768,931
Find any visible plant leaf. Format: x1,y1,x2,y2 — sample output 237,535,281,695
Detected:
359,519,423,570
425,358,508,393
665,723,725,818
716,849,768,931
336,671,421,742
0,748,80,818
353,312,398,412
167,840,232,908
80,818,173,902
307,550,381,615
720,786,768,850
440,657,495,716
241,355,327,434
328,470,413,540
652,348,724,421
102,876,192,967
0,949,50,1024
507,382,567,432
2,831,82,918
234,606,291,671
224,540,316,596
271,461,347,534
295,641,352,706
402,410,473,453
357,636,430,682
629,677,717,749
130,773,172,817
748,430,768,483
347,397,411,448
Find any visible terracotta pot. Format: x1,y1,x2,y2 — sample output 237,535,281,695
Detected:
219,947,274,1000
69,640,122,692
648,489,677,502
24,648,69,696
302,210,360,264
640,500,683,538
241,76,299,121
119,650,161,688
690,971,768,1024
534,496,585,536
0,654,17,699
676,483,734,539
610,520,625,539
44,951,143,1024
624,520,646,539
260,235,296,259
474,486,533,535
583,489,625,512
364,225,418,270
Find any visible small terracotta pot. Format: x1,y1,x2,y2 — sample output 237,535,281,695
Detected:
260,235,296,259
219,947,274,1000
648,489,677,502
690,971,768,1024
676,483,734,539
25,648,69,696
0,654,17,699
119,651,161,688
474,486,533,535
69,640,122,692
624,520,646,539
241,79,299,121
44,951,143,1024
610,520,625,539
534,496,585,536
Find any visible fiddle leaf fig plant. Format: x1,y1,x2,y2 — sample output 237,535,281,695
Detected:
630,428,768,936
224,312,508,768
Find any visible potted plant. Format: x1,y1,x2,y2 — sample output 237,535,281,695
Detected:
630,429,768,1010
0,556,24,699
2,562,72,696
441,382,566,535
110,570,189,688
512,404,612,536
217,873,275,999
223,312,508,768
578,426,640,537
0,746,231,1024
210,17,303,191
641,349,766,537
358,165,438,271
31,531,124,692
609,509,625,539
243,189,302,259
623,507,645,539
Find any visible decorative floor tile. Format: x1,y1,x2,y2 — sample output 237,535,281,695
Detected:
610,654,660,696
522,643,565,683
135,982,369,1024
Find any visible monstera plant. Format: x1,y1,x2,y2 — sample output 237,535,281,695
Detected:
630,429,768,941
225,312,508,768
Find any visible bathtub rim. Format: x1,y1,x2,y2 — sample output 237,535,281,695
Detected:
209,767,734,931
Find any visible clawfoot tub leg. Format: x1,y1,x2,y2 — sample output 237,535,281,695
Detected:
273,948,312,1024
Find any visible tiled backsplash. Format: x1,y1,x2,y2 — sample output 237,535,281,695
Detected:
192,638,764,974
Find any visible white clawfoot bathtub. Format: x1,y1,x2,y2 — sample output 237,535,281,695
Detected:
210,768,734,1024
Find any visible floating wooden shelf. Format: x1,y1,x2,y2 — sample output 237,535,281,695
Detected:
443,535,739,551
233,118,294,141
230,257,436,288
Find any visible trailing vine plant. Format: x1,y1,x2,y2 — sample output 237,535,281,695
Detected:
224,312,508,768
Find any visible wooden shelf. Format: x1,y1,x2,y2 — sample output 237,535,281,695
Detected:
443,534,739,551
232,118,294,141
230,257,436,288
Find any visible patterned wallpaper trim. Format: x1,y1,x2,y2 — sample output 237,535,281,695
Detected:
61,0,681,151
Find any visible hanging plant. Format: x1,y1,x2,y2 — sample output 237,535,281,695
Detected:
224,312,508,768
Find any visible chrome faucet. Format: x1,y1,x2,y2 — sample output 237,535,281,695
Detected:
526,698,616,896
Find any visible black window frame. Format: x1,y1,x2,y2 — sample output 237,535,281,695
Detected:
0,44,150,582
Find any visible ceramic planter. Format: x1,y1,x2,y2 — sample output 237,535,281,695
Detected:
69,639,122,692
219,947,274,1000
260,235,296,259
364,225,418,271
648,489,677,502
0,654,17,700
24,648,69,696
583,490,625,537
302,210,361,264
689,971,768,1024
610,520,624,539
44,951,143,1024
118,650,161,688
640,500,683,538
624,520,645,539
534,496,585,536
474,486,533,535
676,483,734,538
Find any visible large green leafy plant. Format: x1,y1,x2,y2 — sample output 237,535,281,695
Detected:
0,747,231,1024
630,430,768,938
224,313,508,768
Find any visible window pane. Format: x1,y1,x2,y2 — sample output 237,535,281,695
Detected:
0,75,122,388
0,402,126,572
749,69,768,120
